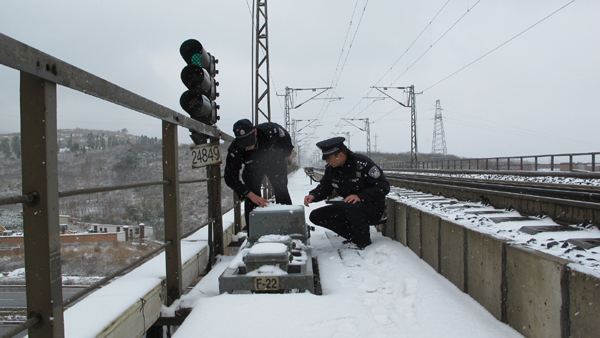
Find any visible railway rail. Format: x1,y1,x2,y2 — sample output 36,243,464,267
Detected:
307,168,600,225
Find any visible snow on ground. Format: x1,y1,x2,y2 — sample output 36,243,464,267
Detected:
171,170,523,338
387,170,600,186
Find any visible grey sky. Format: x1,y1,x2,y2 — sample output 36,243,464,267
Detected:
1,0,598,160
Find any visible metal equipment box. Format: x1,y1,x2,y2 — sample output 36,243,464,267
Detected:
219,205,317,294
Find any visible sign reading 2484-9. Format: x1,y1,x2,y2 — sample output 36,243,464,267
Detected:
190,142,222,168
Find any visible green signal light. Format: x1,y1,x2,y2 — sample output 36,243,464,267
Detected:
191,53,204,67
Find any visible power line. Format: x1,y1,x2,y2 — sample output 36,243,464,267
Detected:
423,0,576,92
389,0,482,87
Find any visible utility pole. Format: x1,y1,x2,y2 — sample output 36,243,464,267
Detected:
342,118,370,157
374,133,378,153
279,86,335,132
371,86,421,168
253,0,271,124
431,99,447,156
293,118,318,166
337,131,351,150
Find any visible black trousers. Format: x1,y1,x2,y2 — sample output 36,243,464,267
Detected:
242,159,292,229
309,201,384,245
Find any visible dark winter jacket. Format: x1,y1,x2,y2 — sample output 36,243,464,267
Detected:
224,122,293,199
309,151,390,210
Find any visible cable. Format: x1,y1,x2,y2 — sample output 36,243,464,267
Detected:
330,0,457,137
390,0,482,87
315,0,371,126
423,0,576,92
373,0,451,87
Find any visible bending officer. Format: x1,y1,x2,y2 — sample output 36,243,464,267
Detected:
224,119,294,229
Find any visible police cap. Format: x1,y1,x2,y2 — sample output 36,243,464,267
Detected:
233,119,256,149
316,136,346,160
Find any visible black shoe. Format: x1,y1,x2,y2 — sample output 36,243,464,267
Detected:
353,239,372,250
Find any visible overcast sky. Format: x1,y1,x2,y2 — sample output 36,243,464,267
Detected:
1,0,598,160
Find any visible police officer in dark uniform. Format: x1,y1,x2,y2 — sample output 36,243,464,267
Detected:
304,137,389,249
225,119,294,229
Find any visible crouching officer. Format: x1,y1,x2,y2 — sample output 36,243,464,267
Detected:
303,137,389,249
224,119,294,229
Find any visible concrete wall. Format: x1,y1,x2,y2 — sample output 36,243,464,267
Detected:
385,196,600,338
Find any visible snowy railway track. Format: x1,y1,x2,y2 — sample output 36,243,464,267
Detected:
385,173,600,225
385,172,600,203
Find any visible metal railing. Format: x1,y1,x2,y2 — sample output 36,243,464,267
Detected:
380,151,599,173
0,33,239,338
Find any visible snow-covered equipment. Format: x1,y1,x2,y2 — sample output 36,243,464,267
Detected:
219,205,319,294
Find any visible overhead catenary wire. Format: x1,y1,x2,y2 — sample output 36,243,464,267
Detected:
389,0,482,87
313,0,371,134
422,0,577,92
329,0,459,138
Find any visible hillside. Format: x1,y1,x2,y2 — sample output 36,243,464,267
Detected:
0,128,235,238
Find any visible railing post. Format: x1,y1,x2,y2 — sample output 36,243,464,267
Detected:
592,153,596,172
535,157,538,171
234,194,242,234
520,157,523,171
569,154,573,171
207,136,224,263
551,156,555,171
162,121,182,305
20,72,64,338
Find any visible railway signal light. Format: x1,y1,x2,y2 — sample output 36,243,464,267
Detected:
179,39,219,126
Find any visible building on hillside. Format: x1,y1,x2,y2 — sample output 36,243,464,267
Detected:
88,223,153,241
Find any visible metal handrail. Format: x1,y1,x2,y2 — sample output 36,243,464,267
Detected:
0,32,239,337
0,33,230,141
0,315,41,338
380,151,599,172
59,180,171,198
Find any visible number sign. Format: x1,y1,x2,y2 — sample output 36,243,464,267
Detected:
190,142,222,168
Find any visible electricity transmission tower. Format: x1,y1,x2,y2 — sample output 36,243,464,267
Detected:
253,0,271,124
342,118,371,157
431,100,447,156
372,86,420,168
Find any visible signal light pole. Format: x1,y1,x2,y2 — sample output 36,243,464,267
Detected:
179,39,220,144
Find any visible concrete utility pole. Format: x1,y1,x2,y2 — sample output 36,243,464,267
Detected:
431,99,447,156
342,118,371,157
371,86,421,168
253,0,271,124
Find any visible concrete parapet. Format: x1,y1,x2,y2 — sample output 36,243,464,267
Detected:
407,206,422,257
384,197,396,239
439,219,466,291
505,245,569,338
421,212,440,272
394,200,408,246
567,269,600,338
466,229,506,320
387,196,600,338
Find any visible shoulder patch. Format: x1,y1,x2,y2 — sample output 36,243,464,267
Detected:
278,127,286,138
368,166,381,178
